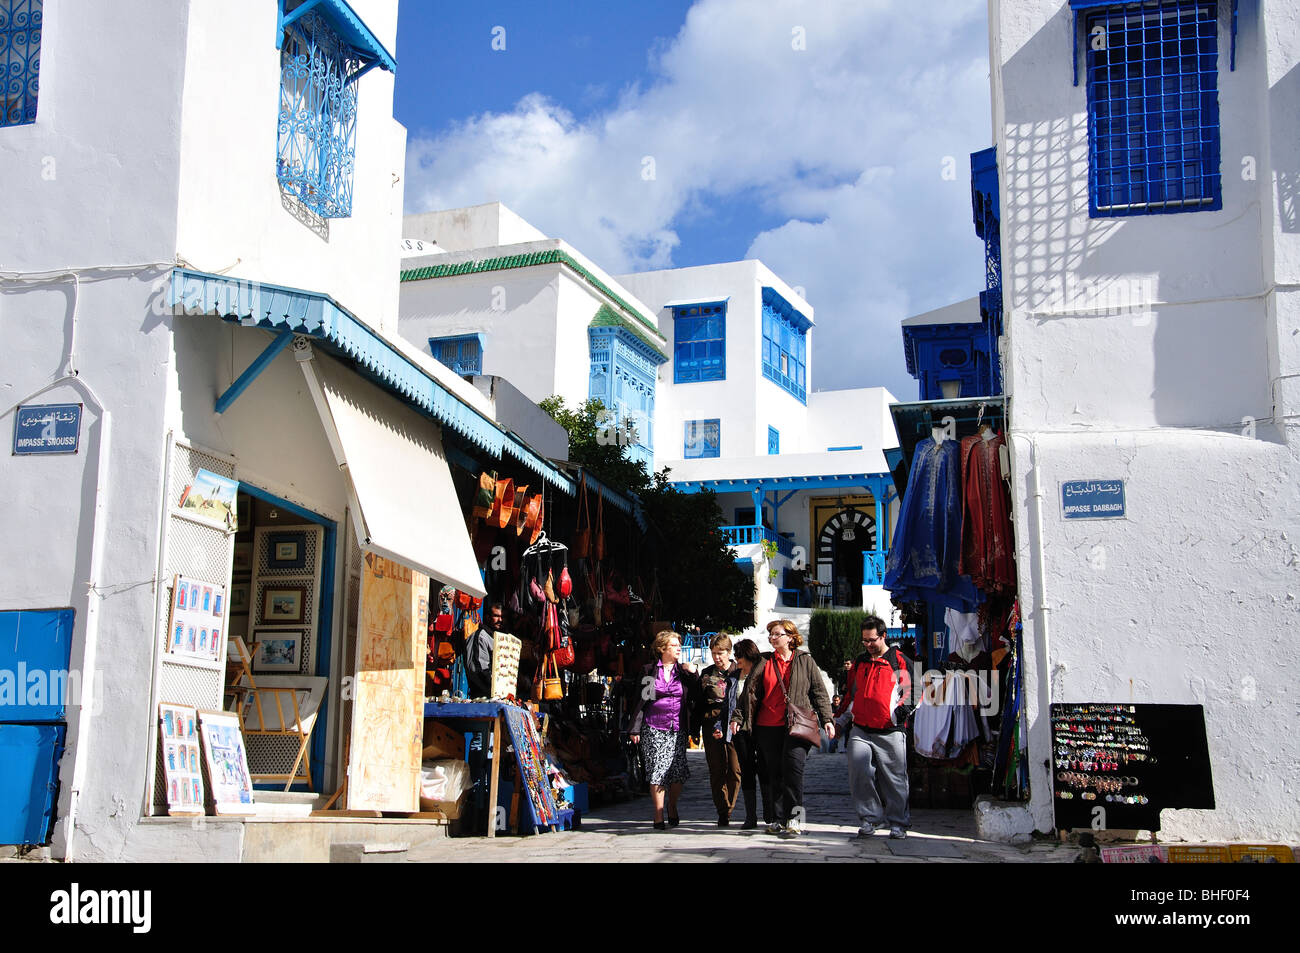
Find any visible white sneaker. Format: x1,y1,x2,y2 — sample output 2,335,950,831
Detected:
766,821,785,835
889,826,907,839
854,825,880,839
780,819,803,837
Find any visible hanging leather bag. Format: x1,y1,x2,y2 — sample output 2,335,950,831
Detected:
573,474,591,558
542,652,564,701
594,490,606,562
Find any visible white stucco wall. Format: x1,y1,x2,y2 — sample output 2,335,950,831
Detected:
806,387,901,453
992,0,1300,840
403,202,548,253
174,0,406,335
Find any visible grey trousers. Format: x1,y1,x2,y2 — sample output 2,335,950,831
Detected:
847,726,910,830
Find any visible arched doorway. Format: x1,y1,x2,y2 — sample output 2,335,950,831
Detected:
815,503,876,607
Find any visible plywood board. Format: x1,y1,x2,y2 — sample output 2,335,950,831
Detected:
347,554,428,812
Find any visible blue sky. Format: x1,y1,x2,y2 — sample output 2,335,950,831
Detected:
394,0,993,401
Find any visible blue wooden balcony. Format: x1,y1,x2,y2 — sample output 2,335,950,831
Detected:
720,525,794,559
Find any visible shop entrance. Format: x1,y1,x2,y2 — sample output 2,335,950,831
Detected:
228,485,336,791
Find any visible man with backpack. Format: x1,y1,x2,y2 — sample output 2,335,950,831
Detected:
836,615,914,839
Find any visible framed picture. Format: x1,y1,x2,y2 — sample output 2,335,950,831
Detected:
197,709,255,815
261,585,306,624
267,531,307,570
232,542,252,574
166,574,228,661
159,703,204,817
252,628,305,672
178,469,239,530
230,582,250,615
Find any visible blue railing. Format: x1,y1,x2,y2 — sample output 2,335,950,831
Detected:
720,526,795,559
862,550,887,586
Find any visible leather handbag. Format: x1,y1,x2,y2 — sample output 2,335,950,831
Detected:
775,658,822,746
542,652,564,701
573,474,591,558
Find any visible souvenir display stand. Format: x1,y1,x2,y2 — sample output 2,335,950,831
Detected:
423,701,565,837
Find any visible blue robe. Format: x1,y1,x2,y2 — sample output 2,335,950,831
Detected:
884,437,983,612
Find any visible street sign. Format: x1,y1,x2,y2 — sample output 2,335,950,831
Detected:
13,403,82,455
1061,479,1125,519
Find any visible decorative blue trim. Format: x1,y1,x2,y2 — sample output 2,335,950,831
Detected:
277,0,396,74
674,473,888,494
216,329,295,414
827,445,863,452
589,324,659,453
504,433,574,493
767,426,780,455
0,0,41,127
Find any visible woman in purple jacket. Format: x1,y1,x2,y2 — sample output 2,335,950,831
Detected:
629,630,702,830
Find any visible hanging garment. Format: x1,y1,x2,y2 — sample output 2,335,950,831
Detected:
945,608,984,663
913,671,980,760
884,437,983,612
959,431,1017,594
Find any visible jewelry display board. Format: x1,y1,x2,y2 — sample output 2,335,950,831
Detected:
1050,703,1214,832
490,632,521,700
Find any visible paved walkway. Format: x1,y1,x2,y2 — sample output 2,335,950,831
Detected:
404,748,1080,863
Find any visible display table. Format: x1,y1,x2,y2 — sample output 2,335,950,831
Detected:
423,701,563,837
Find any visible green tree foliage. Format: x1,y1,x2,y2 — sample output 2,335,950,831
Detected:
807,609,871,678
540,396,755,632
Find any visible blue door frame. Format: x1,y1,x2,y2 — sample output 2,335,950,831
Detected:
238,485,336,792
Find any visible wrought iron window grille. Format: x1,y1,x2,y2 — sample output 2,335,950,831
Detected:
277,9,361,219
0,0,41,128
1082,1,1222,217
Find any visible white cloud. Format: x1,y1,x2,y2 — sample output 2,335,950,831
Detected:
404,0,993,398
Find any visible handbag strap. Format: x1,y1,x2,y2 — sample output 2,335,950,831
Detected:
595,489,604,534
576,474,590,531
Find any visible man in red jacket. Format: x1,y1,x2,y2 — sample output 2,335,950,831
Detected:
835,616,912,839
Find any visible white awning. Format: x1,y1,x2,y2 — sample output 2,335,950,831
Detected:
301,350,486,597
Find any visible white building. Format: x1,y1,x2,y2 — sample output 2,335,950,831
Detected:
990,0,1300,841
0,0,578,860
397,205,904,633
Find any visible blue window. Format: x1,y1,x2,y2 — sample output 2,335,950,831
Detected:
684,419,720,459
1083,1,1221,217
761,288,809,403
768,426,779,455
430,335,483,376
276,1,395,219
673,302,726,383
0,1,41,127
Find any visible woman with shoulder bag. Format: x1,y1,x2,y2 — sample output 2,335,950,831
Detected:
627,630,701,830
730,619,834,837
730,638,767,829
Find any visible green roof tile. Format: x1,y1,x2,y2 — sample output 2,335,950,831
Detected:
401,249,664,346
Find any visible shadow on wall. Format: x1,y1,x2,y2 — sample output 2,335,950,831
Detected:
1271,61,1300,234
280,187,330,242
1000,4,1270,430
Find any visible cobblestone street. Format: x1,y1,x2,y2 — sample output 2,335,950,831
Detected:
405,748,1080,863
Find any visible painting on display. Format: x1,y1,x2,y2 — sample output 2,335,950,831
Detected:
167,574,227,662
159,703,204,817
197,709,256,815
178,469,239,530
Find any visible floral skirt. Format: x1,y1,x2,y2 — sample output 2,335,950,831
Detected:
641,726,690,786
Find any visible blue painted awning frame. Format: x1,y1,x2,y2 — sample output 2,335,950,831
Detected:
169,268,574,493
277,0,396,77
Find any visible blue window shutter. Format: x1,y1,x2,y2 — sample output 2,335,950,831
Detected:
768,426,779,455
